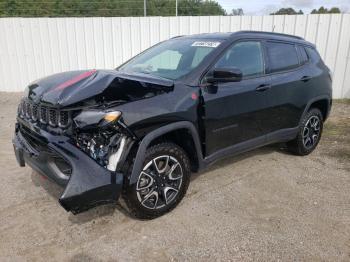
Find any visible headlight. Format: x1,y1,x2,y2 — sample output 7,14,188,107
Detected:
74,110,122,129
103,111,122,123
99,111,122,127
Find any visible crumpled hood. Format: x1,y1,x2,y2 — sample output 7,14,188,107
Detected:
25,69,174,108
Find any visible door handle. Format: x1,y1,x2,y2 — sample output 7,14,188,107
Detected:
301,76,311,82
256,84,271,92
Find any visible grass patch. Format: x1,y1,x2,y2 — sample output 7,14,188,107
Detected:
322,102,350,162
326,148,350,160
334,99,350,105
323,121,349,138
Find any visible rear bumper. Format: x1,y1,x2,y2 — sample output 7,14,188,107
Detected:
13,120,124,214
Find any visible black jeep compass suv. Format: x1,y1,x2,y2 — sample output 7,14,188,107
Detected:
13,31,332,219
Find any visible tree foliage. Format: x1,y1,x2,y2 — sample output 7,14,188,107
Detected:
270,7,303,15
0,0,226,17
311,6,341,14
271,6,342,15
230,8,243,16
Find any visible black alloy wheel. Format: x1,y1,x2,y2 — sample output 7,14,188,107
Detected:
123,142,191,219
287,108,323,156
136,155,183,210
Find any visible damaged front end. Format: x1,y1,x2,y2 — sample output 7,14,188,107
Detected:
12,69,175,214
13,109,134,214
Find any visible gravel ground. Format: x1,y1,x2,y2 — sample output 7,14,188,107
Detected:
0,93,349,261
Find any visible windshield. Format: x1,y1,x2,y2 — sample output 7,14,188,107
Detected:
118,38,222,80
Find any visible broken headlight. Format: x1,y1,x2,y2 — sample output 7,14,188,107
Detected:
73,110,122,130
73,110,125,168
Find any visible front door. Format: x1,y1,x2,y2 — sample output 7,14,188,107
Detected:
202,40,268,156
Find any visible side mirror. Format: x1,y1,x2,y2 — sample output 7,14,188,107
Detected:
207,68,243,84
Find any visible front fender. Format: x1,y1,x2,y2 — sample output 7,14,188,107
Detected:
128,121,204,185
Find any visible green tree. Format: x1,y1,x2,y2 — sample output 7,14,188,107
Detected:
311,6,341,14
329,7,341,13
230,8,244,16
178,0,226,16
2,0,17,16
270,7,303,15
0,0,227,17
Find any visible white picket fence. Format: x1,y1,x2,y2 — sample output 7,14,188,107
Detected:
0,14,349,98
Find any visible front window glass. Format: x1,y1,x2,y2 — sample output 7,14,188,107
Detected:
214,41,264,77
118,38,222,80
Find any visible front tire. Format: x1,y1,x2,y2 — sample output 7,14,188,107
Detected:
287,108,323,155
123,142,191,219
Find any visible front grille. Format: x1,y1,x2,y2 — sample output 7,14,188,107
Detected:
59,111,69,127
49,109,57,126
32,104,38,121
26,102,31,119
40,106,48,124
19,99,71,128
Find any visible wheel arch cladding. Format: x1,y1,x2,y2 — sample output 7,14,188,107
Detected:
300,95,331,126
309,99,329,120
148,128,199,172
128,121,204,185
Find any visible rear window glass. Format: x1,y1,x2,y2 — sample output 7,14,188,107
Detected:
298,46,309,65
266,42,299,73
305,47,321,63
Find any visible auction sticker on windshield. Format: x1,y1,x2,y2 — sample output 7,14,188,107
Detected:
191,41,221,48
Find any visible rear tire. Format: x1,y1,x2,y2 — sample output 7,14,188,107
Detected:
122,142,191,219
287,108,323,156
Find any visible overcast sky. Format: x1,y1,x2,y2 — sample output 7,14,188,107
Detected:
217,0,350,15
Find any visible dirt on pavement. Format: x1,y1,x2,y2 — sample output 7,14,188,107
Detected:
0,92,349,261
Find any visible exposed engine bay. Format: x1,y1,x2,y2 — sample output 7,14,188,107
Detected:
76,130,121,166
74,126,130,172
94,77,172,105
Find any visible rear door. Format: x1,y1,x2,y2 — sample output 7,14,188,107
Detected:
260,41,309,135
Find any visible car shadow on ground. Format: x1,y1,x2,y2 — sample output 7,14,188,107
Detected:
29,143,291,223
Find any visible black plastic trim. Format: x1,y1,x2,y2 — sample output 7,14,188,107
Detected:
129,121,300,186
13,121,124,214
203,127,298,166
129,121,204,185
300,95,331,123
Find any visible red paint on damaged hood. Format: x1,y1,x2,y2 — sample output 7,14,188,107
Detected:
54,69,97,91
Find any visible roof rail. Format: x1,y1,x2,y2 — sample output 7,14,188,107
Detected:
170,35,184,39
234,30,304,40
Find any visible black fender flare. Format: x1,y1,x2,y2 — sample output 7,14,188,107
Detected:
299,95,331,126
128,121,204,185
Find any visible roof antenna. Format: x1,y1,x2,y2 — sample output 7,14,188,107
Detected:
272,25,275,32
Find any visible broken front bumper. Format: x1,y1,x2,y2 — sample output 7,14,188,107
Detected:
13,119,124,214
